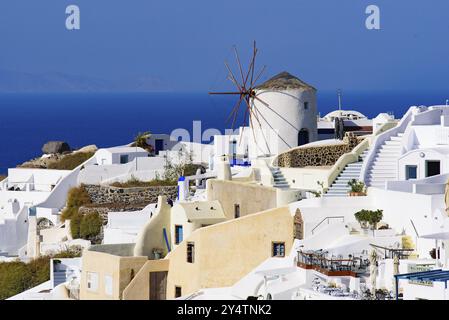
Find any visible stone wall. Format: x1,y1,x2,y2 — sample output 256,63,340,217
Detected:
84,184,178,207
275,133,362,168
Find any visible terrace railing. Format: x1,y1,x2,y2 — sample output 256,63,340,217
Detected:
297,250,369,277
311,216,345,235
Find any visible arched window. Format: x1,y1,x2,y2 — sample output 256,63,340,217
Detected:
298,129,309,146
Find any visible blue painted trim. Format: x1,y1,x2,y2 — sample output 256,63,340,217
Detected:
163,228,171,252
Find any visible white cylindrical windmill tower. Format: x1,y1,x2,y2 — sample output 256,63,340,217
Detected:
248,71,318,158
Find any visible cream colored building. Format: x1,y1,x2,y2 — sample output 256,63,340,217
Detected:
206,179,301,219
79,205,294,300
80,245,147,300
79,178,298,300
170,200,226,250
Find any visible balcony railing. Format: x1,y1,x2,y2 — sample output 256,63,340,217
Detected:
297,250,369,277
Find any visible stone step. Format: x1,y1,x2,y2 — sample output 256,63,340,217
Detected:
346,164,363,168
368,173,396,179
334,176,355,181
370,166,396,171
325,192,349,196
384,140,401,145
379,147,401,152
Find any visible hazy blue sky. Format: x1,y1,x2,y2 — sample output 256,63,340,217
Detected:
0,0,448,92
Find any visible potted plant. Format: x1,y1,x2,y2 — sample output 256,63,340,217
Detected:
347,179,366,196
152,248,163,260
354,209,383,235
310,181,326,198
53,259,62,271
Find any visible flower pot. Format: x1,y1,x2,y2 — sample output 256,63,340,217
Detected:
348,192,366,197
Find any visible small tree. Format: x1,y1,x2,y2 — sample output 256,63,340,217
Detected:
354,209,383,230
70,212,83,239
163,147,195,180
79,212,103,241
61,185,92,221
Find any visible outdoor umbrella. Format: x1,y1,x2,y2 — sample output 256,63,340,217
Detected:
369,249,378,298
393,254,400,299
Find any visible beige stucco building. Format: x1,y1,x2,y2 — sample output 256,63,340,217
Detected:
79,204,294,300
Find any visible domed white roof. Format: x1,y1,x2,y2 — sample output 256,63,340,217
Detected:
323,110,367,121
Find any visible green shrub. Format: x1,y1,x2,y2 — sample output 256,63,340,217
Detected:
61,185,91,221
0,248,83,300
48,152,94,170
70,211,83,239
110,177,177,188
347,179,365,193
79,212,103,240
0,261,33,300
53,246,82,258
27,256,51,286
183,164,204,177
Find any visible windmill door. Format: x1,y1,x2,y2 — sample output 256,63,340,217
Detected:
298,129,309,146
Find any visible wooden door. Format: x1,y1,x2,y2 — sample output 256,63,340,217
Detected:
149,271,168,300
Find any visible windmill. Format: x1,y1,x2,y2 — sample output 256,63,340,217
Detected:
209,41,277,155
209,42,318,158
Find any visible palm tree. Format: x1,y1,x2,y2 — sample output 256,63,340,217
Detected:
133,131,154,153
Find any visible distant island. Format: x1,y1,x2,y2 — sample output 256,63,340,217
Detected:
0,69,173,93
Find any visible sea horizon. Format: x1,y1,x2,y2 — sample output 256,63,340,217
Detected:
1,90,449,174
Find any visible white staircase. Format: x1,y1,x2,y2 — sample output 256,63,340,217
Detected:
53,268,77,287
271,167,289,188
324,149,370,197
365,133,403,188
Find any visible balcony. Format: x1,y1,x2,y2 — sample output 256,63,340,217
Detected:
297,250,369,277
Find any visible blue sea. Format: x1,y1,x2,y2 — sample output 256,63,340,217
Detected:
0,91,448,174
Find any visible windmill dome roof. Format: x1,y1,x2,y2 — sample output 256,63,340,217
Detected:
255,71,316,91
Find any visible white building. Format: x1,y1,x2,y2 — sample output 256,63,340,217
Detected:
103,204,157,244
94,146,149,166
185,105,449,300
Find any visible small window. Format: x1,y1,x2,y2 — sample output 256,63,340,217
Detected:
175,225,183,245
120,154,129,164
234,204,240,219
304,102,309,110
87,272,99,292
175,286,182,298
272,242,285,257
104,275,113,296
187,242,195,263
405,165,417,180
